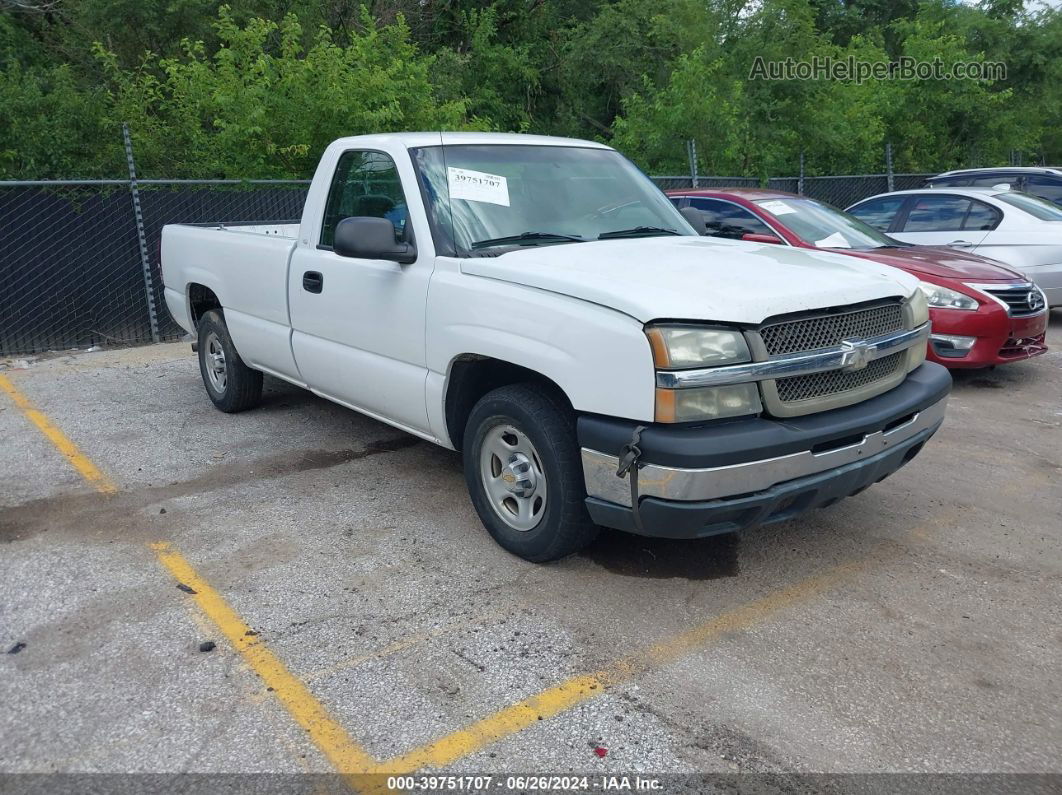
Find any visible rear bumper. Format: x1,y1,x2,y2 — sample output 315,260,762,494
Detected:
579,362,951,539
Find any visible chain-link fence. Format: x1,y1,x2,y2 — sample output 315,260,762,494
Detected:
2,171,936,356
0,180,309,355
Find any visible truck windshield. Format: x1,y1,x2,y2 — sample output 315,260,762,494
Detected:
410,144,695,255
753,197,907,250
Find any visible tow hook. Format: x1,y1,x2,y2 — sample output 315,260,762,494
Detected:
617,425,647,532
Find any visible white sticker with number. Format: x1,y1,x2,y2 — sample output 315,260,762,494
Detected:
447,167,510,207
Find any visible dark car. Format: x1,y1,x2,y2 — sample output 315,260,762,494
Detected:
926,168,1062,206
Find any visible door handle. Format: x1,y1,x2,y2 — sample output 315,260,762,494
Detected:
302,271,323,293
948,240,974,247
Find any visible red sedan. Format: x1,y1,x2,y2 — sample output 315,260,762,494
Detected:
668,188,1049,368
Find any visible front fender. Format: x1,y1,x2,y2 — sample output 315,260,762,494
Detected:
426,268,656,441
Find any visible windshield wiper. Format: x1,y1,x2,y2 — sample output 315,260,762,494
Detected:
598,226,680,239
470,231,585,250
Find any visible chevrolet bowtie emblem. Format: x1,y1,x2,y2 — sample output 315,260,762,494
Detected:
839,338,872,371
502,472,516,483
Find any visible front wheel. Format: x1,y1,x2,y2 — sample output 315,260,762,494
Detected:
463,383,599,562
197,309,263,413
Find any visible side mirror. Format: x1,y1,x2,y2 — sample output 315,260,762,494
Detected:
741,232,783,245
679,206,708,234
333,216,416,264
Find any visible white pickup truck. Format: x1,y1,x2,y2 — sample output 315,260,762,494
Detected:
162,132,950,562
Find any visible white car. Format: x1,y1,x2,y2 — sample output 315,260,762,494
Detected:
847,187,1062,306
161,132,948,562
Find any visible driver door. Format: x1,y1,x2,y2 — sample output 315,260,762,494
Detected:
288,148,432,433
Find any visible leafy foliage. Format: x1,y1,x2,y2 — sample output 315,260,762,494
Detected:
0,0,1058,179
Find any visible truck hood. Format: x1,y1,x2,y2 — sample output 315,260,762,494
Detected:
836,245,1025,282
461,236,917,324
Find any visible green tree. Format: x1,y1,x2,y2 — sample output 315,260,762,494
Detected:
428,6,540,132
0,62,118,178
612,48,744,173
96,8,480,178
612,0,892,177
882,8,1025,171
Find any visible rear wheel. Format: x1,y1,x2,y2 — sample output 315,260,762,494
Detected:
197,309,263,413
463,383,598,562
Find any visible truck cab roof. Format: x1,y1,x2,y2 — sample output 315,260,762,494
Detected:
326,131,614,151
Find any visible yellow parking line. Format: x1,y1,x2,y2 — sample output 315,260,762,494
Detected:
151,542,384,785
3,362,893,782
0,366,381,786
0,372,118,494
380,560,861,773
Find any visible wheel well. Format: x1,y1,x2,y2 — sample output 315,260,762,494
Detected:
188,283,221,328
444,356,571,451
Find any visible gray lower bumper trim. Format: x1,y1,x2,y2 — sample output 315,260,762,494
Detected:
581,396,947,507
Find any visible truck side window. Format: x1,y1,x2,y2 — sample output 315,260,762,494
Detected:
688,198,773,239
320,150,408,248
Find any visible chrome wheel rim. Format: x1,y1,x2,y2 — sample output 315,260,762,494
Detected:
204,332,227,394
479,424,548,532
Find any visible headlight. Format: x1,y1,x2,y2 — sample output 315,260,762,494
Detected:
655,383,762,423
917,282,978,311
645,324,759,422
645,325,751,368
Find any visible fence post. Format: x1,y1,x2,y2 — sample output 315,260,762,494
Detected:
123,122,160,344
686,139,699,188
798,151,805,195
886,141,894,193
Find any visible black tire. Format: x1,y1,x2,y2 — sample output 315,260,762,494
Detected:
463,383,599,562
197,309,263,413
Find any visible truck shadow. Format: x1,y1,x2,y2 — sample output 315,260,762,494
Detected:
579,530,740,580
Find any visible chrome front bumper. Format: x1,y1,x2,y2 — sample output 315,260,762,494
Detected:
582,395,947,508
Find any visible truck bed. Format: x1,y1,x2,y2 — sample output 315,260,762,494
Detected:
161,221,302,381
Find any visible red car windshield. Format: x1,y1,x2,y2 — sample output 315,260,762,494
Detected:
754,197,906,250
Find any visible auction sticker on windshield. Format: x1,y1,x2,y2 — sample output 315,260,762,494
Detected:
759,199,795,215
447,167,510,206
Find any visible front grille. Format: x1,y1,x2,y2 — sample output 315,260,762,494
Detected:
775,352,905,403
980,284,1045,317
760,303,904,356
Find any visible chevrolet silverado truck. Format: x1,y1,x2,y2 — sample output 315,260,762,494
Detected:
161,133,951,562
